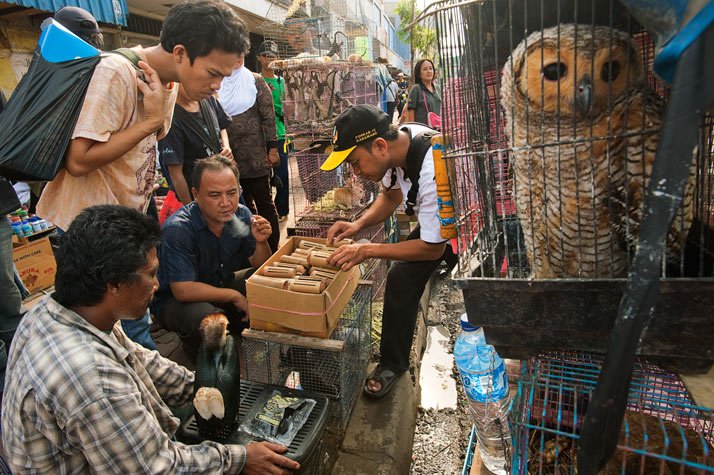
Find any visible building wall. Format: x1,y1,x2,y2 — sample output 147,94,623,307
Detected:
0,16,39,100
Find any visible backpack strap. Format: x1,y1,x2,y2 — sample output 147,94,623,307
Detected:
400,126,438,216
109,48,142,68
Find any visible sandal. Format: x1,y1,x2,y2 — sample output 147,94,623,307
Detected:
364,365,404,398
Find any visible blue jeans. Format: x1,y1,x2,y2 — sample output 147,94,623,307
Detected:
121,310,157,351
274,139,290,217
0,218,23,391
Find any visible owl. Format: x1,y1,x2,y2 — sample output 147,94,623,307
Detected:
500,24,694,278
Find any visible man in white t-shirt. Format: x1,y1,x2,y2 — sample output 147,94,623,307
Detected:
322,104,455,398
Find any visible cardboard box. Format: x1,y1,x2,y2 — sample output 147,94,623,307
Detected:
247,236,360,338
12,237,56,295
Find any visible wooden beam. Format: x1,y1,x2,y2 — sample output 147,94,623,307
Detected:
242,328,345,353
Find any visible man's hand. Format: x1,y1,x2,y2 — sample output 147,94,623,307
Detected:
220,146,234,161
242,442,299,475
326,221,360,245
267,148,280,167
251,215,272,243
230,290,249,314
327,243,370,271
136,61,166,131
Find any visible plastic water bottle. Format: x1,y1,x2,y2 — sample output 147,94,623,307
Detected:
454,314,512,474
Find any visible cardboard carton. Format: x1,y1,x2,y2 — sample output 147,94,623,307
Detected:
12,237,56,294
247,237,360,338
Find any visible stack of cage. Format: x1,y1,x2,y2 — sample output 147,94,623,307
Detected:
290,152,380,235
243,284,372,434
260,0,378,137
511,351,714,474
423,0,714,371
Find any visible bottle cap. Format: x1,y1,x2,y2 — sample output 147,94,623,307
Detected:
459,313,479,331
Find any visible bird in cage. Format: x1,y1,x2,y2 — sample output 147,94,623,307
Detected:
500,24,695,278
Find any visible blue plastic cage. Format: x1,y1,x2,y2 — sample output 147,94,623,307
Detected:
510,352,714,474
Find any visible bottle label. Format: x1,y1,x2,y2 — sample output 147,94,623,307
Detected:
460,364,508,403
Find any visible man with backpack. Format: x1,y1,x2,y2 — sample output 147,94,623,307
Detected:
36,0,249,232
321,104,456,398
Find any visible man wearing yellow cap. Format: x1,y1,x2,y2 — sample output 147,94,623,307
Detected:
323,104,456,398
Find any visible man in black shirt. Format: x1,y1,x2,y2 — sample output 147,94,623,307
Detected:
0,177,21,394
159,85,233,206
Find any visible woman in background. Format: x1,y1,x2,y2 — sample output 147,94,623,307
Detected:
404,59,441,128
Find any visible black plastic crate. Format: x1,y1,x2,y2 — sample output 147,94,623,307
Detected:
179,380,329,474
456,275,714,373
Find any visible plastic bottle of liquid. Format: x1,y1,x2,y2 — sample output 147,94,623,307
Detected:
454,313,512,474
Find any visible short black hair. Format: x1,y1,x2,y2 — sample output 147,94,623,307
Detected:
54,206,161,308
357,124,401,152
413,58,436,85
161,0,250,63
191,154,240,190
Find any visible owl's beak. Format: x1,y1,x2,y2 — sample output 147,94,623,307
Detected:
575,76,593,116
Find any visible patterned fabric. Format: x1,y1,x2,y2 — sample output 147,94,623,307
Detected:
37,46,178,231
1,296,246,474
225,73,277,179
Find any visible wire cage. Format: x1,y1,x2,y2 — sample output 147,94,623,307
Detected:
511,351,714,474
262,0,376,63
422,0,714,371
290,151,380,223
242,284,372,434
260,0,379,137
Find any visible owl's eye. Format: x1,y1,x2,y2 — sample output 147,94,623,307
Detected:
542,62,567,81
601,61,621,82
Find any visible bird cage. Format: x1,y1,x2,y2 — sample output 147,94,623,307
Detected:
290,150,380,223
422,0,714,371
260,0,379,137
242,284,372,434
511,351,714,474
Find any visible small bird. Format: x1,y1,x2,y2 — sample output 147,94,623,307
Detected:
500,24,695,278
193,313,241,437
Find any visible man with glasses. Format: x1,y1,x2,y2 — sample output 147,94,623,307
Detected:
153,155,273,358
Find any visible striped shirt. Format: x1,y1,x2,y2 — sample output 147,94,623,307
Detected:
1,296,246,474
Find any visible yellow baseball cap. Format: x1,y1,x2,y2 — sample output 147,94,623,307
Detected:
320,105,391,171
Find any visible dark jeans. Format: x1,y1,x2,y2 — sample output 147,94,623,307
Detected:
386,101,396,121
157,268,254,360
274,139,290,217
240,175,280,253
380,227,456,374
121,311,157,351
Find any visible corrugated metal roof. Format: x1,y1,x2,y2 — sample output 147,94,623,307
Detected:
5,0,129,26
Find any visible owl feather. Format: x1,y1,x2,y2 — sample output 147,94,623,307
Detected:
500,24,694,278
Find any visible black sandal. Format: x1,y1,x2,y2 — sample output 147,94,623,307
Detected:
364,365,404,398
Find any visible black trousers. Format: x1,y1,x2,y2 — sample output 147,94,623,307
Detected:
380,227,456,374
157,268,254,360
240,175,280,253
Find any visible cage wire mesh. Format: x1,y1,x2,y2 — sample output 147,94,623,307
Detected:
243,285,372,433
421,0,714,371
511,351,714,474
261,0,378,138
290,151,380,223
428,0,714,280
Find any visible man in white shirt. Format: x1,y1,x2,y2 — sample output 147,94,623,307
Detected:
322,105,456,398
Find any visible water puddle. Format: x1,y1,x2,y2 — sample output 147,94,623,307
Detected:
419,324,458,410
